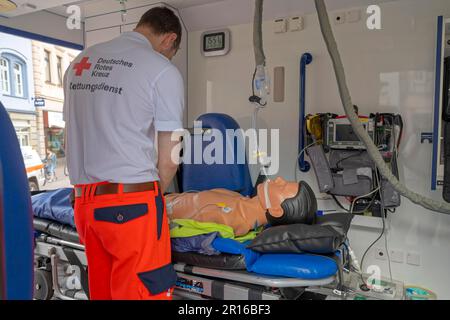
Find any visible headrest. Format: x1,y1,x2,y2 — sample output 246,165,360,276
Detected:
196,113,242,132
181,113,254,197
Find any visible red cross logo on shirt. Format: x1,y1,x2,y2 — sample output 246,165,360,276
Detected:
73,57,92,76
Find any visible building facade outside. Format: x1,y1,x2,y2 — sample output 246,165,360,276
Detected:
0,32,38,152
32,40,80,158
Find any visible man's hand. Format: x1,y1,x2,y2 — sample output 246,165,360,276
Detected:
157,131,183,194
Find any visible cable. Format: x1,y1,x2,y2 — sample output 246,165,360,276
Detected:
197,203,224,213
357,169,392,289
334,151,364,171
294,142,318,182
350,187,380,214
375,167,393,283
359,214,386,288
332,195,350,212
250,67,268,107
251,67,257,97
250,0,267,108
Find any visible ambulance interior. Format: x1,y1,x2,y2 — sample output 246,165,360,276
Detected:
1,0,450,301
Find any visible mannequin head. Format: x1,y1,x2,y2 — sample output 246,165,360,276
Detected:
257,177,317,226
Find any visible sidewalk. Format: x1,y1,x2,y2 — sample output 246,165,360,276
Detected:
43,157,72,190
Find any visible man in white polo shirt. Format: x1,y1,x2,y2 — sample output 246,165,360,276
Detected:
63,7,184,300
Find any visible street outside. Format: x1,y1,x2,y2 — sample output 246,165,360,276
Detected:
42,157,72,190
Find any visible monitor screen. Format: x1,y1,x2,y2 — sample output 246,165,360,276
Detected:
335,124,362,142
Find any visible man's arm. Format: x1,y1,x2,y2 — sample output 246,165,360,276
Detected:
157,131,182,194
153,65,185,193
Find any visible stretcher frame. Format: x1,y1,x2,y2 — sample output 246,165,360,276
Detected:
34,230,343,300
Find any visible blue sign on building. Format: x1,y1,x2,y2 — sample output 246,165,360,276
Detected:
34,98,45,107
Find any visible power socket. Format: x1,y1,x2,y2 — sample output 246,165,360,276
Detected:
334,12,346,25
407,252,421,266
289,16,304,32
375,248,387,261
274,18,287,33
389,250,404,264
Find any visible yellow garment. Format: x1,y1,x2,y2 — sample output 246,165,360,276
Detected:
170,219,262,243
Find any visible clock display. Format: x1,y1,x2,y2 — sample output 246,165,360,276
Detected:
204,32,225,52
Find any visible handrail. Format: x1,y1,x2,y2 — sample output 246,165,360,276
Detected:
299,53,313,173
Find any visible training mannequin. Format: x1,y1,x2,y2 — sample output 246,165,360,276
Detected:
166,177,317,236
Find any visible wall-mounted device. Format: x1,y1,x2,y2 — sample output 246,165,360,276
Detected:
326,117,375,150
201,29,231,57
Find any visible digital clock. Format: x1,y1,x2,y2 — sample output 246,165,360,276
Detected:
201,29,231,57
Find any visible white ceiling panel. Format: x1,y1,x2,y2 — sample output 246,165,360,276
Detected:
3,0,400,22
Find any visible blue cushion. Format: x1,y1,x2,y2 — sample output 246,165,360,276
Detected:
248,254,338,280
181,113,254,197
212,238,260,267
211,237,338,280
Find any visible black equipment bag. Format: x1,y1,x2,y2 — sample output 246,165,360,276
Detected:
443,122,450,202
443,57,450,122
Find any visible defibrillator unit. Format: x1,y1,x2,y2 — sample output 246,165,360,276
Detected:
326,117,375,150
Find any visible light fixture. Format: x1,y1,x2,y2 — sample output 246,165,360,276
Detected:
0,0,17,13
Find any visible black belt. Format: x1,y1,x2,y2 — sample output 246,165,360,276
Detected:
74,182,157,198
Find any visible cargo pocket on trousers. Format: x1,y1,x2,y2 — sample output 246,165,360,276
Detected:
138,263,178,295
155,193,165,240
94,204,148,224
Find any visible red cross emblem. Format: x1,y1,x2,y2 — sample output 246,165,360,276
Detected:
73,57,92,76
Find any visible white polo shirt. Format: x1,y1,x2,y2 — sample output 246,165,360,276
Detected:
63,32,185,185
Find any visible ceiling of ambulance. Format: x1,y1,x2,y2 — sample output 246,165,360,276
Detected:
0,0,223,17
1,0,399,19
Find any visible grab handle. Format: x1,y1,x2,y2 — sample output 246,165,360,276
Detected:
299,53,313,173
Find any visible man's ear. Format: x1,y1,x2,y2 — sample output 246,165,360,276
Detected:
161,33,178,51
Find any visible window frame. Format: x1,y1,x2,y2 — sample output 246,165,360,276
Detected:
0,57,11,95
16,127,31,147
13,62,24,97
56,55,63,86
44,50,52,84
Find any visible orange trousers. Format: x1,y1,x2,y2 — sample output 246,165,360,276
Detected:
74,182,176,300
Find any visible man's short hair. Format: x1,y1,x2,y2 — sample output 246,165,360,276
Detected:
137,6,182,50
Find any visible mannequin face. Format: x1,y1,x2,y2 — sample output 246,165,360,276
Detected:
257,177,299,217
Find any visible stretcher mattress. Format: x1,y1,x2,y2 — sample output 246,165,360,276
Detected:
33,218,339,280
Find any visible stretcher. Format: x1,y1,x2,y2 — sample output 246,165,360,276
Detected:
33,214,345,300
32,113,350,300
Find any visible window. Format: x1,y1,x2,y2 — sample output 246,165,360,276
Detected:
44,50,51,83
13,63,24,97
1,54,27,98
0,58,10,95
16,126,31,147
57,56,63,86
